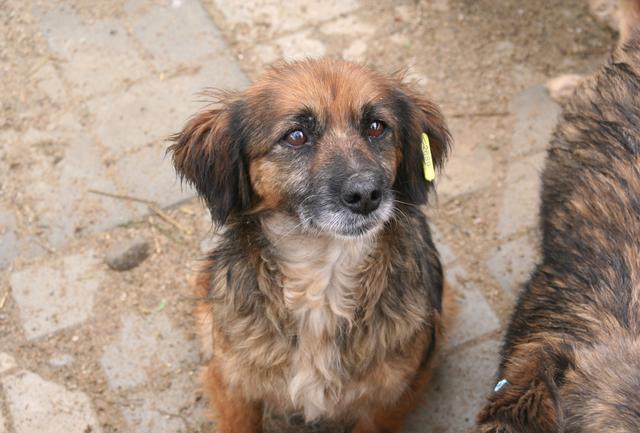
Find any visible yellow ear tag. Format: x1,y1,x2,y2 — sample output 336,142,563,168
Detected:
421,133,435,181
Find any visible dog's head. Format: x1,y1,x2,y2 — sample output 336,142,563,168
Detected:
169,58,450,237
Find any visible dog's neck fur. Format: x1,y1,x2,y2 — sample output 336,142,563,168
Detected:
262,213,375,322
261,212,377,420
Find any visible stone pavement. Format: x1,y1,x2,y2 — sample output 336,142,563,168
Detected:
0,1,614,432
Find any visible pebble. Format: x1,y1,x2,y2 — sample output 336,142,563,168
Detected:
589,0,620,32
199,233,223,254
48,354,75,367
546,74,584,104
105,238,150,271
0,352,17,374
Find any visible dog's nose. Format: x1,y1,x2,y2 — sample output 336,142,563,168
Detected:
340,172,383,215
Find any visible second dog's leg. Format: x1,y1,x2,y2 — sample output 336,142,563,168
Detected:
203,361,263,433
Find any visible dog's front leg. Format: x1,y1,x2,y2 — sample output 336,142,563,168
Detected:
202,360,263,433
351,359,435,433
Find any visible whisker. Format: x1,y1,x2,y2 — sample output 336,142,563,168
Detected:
273,224,306,246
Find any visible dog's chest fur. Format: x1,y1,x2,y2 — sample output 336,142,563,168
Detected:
275,229,369,420
206,215,433,422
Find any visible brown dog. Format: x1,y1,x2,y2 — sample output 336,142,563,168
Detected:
477,1,640,432
169,59,452,432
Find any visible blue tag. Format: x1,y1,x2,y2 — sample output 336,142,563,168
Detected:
494,378,509,392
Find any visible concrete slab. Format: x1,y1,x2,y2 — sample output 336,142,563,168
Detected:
431,225,457,267
35,4,149,99
9,250,104,339
445,266,500,349
406,338,501,433
112,144,195,212
86,60,248,156
3,370,101,433
129,0,226,71
510,85,560,158
33,131,132,247
0,209,18,269
211,0,360,43
437,118,496,201
487,234,538,296
101,312,198,390
122,374,208,433
496,152,546,239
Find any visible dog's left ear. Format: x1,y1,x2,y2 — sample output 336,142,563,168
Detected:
168,96,252,224
391,87,452,204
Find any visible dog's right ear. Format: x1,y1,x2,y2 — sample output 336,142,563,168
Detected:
168,98,251,224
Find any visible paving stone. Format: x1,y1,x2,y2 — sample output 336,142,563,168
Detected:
487,234,538,296
129,0,226,71
87,60,248,155
430,225,457,266
406,338,501,433
112,144,195,212
13,115,131,249
122,373,207,433
320,15,375,36
0,209,18,269
0,353,17,374
341,39,368,62
9,250,104,339
251,42,279,65
445,266,500,349
496,152,546,239
32,63,67,104
101,312,198,390
2,370,101,433
437,118,496,200
105,238,151,271
509,85,560,158
37,135,132,247
249,29,327,66
35,4,149,99
318,13,376,62
509,64,539,91
211,0,360,43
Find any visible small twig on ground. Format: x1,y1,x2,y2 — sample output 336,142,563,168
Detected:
34,238,56,254
0,292,8,309
28,55,55,77
449,111,509,118
88,189,157,205
155,408,190,427
148,204,192,235
88,188,192,235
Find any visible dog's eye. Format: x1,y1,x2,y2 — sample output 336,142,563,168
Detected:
367,121,385,138
285,130,307,147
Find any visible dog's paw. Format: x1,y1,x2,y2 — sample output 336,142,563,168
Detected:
476,377,560,433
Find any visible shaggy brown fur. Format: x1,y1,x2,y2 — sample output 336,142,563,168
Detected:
477,2,640,432
169,59,452,432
